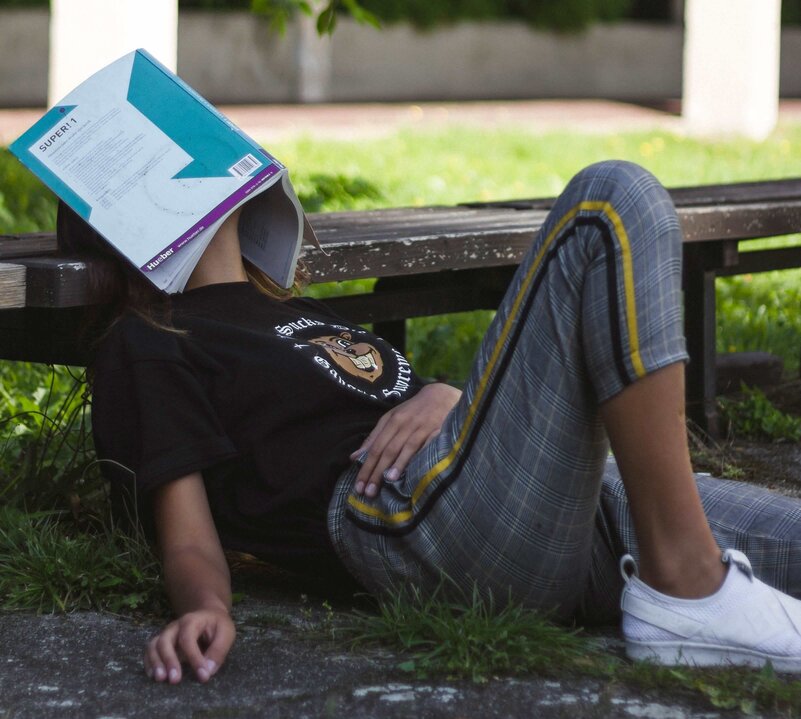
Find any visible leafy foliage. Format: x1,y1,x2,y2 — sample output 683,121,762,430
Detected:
248,0,378,34
0,148,57,233
0,363,95,510
784,0,801,25
358,0,634,31
294,172,383,212
406,312,494,382
717,268,801,373
719,384,801,443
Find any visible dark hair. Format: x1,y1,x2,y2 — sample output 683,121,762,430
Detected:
56,201,173,333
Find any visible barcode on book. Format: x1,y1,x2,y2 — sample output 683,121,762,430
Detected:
228,153,262,178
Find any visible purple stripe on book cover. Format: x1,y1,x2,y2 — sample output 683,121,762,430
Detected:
140,162,281,272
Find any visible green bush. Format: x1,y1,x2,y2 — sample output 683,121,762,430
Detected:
785,1,801,25
0,148,57,233
358,0,634,31
2,0,798,26
180,0,250,8
720,384,801,443
407,312,494,383
717,270,801,373
0,0,654,29
294,172,383,212
0,363,94,510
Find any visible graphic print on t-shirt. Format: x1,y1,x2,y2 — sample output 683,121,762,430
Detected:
308,333,383,383
273,315,417,404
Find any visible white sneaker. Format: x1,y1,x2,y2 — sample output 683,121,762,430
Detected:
620,549,801,672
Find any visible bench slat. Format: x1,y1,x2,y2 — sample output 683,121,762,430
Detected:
4,196,798,256
465,178,801,211
0,264,25,309
0,232,58,259
679,201,801,242
667,179,801,206
3,199,801,309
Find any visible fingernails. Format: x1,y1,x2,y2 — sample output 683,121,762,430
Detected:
354,481,365,494
383,467,400,482
205,659,217,675
154,666,166,681
168,668,180,683
365,483,378,498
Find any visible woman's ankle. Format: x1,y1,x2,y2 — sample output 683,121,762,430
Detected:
638,548,726,600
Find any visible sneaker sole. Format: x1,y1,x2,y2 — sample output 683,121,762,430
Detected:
626,639,801,673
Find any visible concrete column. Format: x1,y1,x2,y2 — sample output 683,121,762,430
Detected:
295,4,332,102
49,0,178,106
683,0,781,140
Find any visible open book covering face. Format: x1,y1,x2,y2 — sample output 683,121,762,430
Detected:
12,48,316,293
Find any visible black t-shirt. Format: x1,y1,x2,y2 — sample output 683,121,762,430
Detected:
91,281,425,574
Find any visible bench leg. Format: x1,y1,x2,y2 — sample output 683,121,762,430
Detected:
684,267,720,438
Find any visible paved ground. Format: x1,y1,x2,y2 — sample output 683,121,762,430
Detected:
3,98,801,145
0,591,754,719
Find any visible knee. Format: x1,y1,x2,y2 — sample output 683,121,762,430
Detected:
567,160,679,246
568,160,667,205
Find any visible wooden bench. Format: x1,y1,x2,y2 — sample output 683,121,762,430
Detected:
2,178,801,437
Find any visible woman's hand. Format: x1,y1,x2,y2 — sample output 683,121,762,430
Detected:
144,606,235,684
350,382,462,497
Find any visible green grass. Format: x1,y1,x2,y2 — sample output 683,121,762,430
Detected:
339,581,603,683
338,581,801,714
272,124,801,207
0,505,165,614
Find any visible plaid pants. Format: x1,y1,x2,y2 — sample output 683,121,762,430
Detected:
328,160,801,623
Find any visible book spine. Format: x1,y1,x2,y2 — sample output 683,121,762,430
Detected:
140,163,283,272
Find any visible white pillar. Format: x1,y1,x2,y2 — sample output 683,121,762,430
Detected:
49,0,178,106
295,5,332,103
683,0,781,141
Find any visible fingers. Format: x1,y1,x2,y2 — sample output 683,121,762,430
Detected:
350,383,462,498
177,622,210,682
200,618,236,681
354,418,432,497
144,622,183,684
143,612,236,684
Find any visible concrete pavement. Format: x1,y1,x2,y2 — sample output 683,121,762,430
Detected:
4,99,801,146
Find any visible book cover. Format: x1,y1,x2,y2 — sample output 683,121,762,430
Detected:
10,49,313,292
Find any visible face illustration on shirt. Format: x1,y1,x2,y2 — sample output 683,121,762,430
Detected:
309,332,384,383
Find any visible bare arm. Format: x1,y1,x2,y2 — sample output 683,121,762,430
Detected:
144,472,236,684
